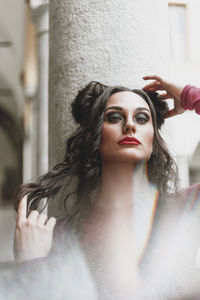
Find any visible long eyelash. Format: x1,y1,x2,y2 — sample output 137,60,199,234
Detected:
107,112,124,120
135,112,150,119
134,113,150,124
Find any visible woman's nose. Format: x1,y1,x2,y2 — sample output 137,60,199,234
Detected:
122,119,136,134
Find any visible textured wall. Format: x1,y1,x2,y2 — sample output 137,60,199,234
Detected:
49,0,169,166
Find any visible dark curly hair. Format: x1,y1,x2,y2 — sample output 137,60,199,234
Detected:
14,81,178,228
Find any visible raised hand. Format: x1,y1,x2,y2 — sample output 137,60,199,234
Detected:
14,195,56,263
143,75,185,118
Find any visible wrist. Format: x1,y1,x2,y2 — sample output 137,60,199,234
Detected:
166,83,183,100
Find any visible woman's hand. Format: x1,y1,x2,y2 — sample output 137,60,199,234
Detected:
14,195,56,263
143,75,186,118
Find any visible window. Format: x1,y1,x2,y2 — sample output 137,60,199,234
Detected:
168,3,188,61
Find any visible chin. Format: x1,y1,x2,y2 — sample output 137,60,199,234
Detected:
119,149,150,162
102,153,148,164
100,148,152,164
120,155,147,164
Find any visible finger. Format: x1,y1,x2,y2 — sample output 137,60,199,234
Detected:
17,195,28,223
143,82,166,92
143,81,160,90
145,86,165,92
157,93,173,100
37,213,48,226
27,210,39,224
45,217,56,231
164,109,176,119
143,75,162,81
147,86,164,92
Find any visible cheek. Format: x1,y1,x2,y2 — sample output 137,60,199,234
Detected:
99,124,119,154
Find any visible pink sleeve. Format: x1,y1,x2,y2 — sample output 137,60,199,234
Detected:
181,84,200,114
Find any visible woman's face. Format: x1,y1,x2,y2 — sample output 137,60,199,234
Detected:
99,91,154,164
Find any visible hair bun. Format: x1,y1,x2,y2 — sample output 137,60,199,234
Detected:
72,81,108,126
146,91,169,129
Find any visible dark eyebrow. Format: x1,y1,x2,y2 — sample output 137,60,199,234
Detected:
105,106,150,113
135,107,150,113
105,106,123,112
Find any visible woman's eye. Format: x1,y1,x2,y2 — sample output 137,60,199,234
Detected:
135,113,150,124
107,112,123,123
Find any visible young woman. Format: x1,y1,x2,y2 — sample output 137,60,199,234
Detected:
13,80,200,299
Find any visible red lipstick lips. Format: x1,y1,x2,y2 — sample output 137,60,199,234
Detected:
118,136,141,145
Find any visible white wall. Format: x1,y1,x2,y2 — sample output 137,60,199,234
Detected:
49,0,170,166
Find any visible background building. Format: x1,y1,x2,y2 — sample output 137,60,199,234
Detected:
167,0,200,187
0,0,200,262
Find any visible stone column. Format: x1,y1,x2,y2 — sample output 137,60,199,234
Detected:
49,0,169,167
30,0,49,176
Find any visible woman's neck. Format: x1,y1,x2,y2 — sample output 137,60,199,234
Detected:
87,161,158,266
95,161,151,210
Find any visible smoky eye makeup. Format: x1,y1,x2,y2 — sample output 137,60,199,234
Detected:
134,112,150,124
106,111,124,123
104,106,151,124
